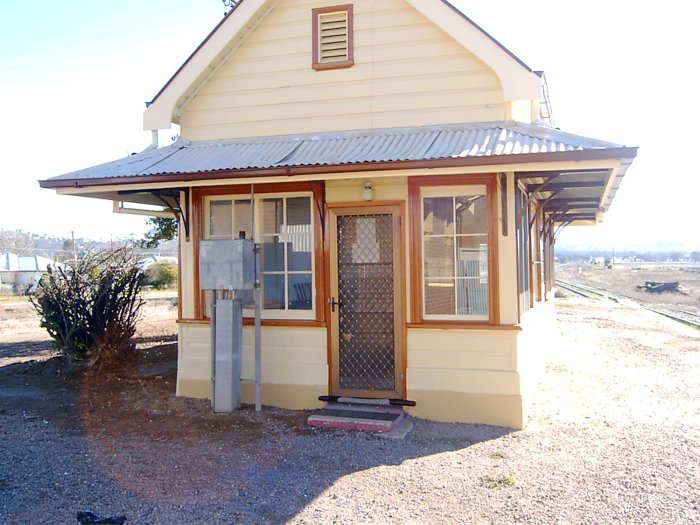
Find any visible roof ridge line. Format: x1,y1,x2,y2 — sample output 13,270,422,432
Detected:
503,121,623,148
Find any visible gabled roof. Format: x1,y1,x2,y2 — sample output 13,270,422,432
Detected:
143,0,544,130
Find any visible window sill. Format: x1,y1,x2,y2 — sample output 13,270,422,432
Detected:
178,318,326,328
406,322,521,331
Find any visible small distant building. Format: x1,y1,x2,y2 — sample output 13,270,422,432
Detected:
138,255,178,270
0,253,63,293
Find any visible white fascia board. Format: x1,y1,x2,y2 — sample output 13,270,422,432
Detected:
143,0,274,131
404,0,543,101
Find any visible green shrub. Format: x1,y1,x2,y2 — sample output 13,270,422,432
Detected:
146,260,178,289
31,248,146,367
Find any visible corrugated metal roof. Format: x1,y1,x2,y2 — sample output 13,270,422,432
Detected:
0,253,18,272
47,122,625,183
0,254,59,272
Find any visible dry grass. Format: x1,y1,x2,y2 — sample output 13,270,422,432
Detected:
556,262,700,318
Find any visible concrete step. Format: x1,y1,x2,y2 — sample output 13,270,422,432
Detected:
307,403,405,433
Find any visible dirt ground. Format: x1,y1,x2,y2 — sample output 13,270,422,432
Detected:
0,298,310,514
557,262,700,322
1,295,699,523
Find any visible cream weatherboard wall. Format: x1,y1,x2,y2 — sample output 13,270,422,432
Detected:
326,173,529,428
177,322,328,408
175,172,535,427
515,299,557,424
179,0,506,141
406,327,523,427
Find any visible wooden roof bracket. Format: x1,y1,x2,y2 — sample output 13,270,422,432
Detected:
525,189,562,230
118,188,191,242
516,173,562,226
554,220,573,242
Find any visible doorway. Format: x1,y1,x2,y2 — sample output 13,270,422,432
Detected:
328,205,404,398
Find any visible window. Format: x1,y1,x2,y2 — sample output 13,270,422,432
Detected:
420,185,489,321
203,192,314,320
409,176,497,324
312,5,354,71
259,196,313,313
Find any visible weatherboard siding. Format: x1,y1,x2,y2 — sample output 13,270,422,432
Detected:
179,0,505,140
177,322,327,408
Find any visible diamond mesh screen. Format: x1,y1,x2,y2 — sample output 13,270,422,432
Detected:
337,214,395,391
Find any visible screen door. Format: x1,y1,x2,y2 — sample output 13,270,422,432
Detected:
329,205,403,398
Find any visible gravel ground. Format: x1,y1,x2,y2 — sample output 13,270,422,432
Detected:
1,296,699,524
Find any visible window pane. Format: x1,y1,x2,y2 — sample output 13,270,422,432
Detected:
457,237,488,282
288,274,312,310
423,197,454,235
287,197,311,231
287,235,312,271
203,290,213,318
261,236,284,272
421,187,490,319
456,278,488,316
423,237,454,278
234,199,253,238
424,279,455,315
262,274,285,310
209,200,232,237
262,198,284,234
456,235,487,251
455,195,487,235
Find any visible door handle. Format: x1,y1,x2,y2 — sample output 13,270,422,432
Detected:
328,297,344,312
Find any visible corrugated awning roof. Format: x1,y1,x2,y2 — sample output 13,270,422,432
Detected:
44,122,631,181
40,122,636,225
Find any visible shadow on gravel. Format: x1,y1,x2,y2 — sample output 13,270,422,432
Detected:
0,340,54,361
0,342,513,524
0,335,176,366
252,420,514,523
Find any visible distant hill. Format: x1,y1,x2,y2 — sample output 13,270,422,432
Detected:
558,240,699,253
0,229,177,262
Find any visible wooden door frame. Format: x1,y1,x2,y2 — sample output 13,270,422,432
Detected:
326,201,406,399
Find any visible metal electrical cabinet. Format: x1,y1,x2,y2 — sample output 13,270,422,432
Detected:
199,239,255,291
199,239,256,413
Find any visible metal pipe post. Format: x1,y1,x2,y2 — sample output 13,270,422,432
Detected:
254,242,262,412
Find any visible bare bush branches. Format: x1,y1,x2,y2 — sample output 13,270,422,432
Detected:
31,248,146,368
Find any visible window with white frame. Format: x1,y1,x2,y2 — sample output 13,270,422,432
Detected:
203,193,314,319
421,185,489,321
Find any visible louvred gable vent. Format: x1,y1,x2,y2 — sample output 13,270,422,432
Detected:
312,5,354,70
319,11,349,62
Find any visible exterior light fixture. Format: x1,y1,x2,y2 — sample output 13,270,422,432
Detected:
362,181,373,201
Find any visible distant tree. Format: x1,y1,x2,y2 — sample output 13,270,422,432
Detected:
136,217,178,249
0,229,33,255
146,261,178,289
61,238,78,263
691,251,700,263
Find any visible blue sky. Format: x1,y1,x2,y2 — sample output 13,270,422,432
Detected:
1,0,697,249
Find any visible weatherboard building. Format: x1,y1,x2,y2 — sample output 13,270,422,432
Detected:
40,0,636,428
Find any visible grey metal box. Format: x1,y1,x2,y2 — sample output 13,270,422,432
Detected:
199,239,255,290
